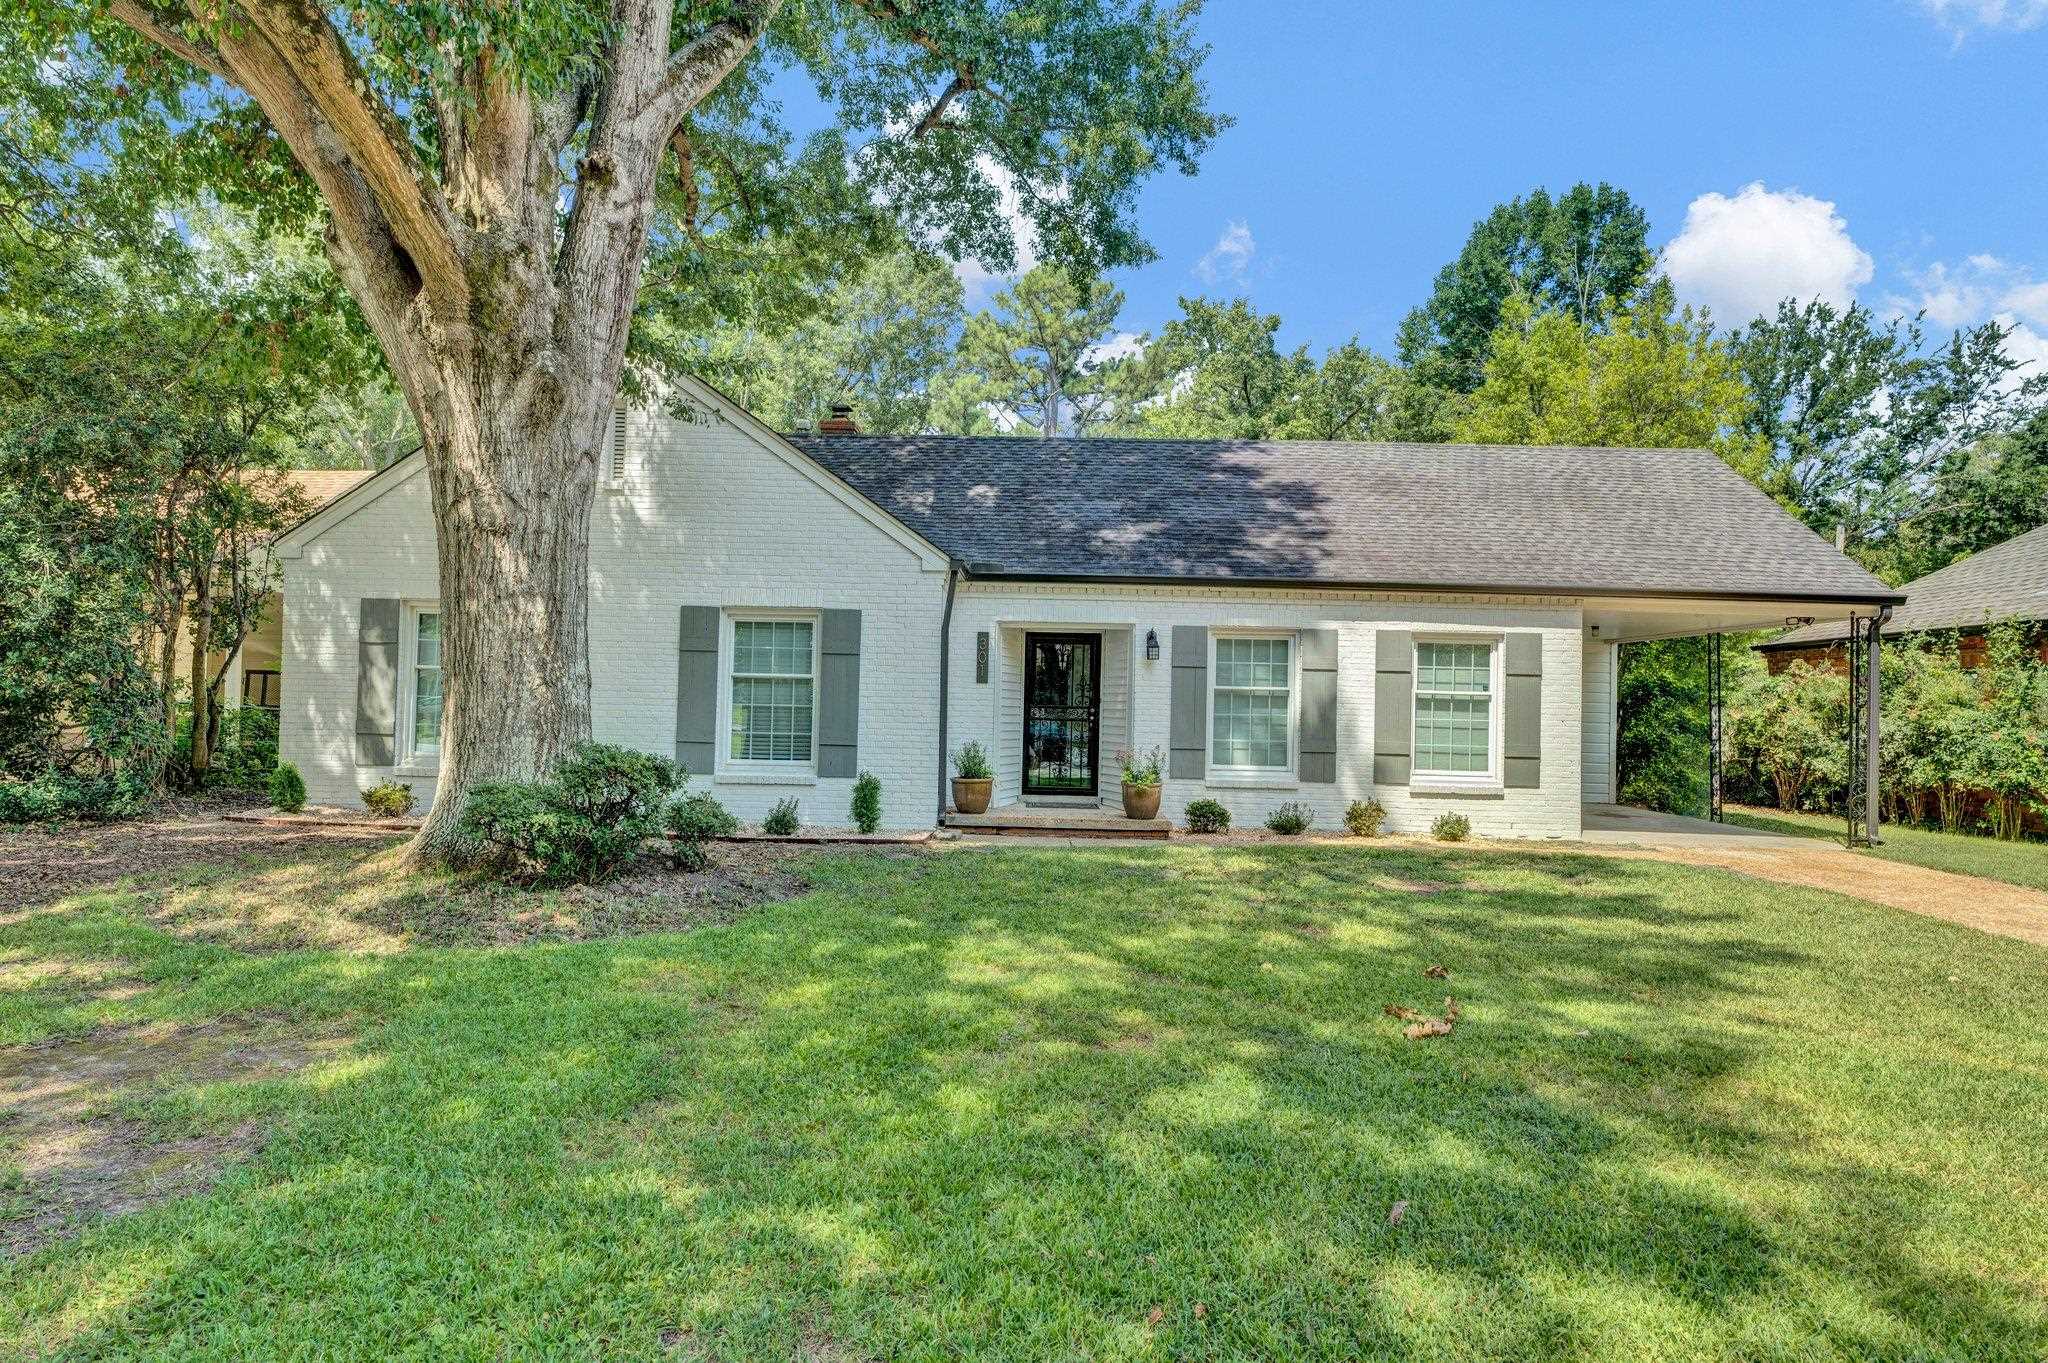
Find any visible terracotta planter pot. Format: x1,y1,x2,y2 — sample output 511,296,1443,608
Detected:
952,777,994,814
1121,780,1162,820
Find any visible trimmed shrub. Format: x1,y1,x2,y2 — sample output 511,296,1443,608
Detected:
361,780,416,818
851,771,883,833
666,791,738,871
269,761,306,813
1264,802,1311,836
952,741,993,780
1431,811,1471,842
1344,798,1386,837
455,742,684,885
762,798,801,836
1184,798,1230,834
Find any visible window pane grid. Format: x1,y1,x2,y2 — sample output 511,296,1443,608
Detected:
730,620,815,763
413,611,442,753
1212,636,1291,769
1414,642,1492,775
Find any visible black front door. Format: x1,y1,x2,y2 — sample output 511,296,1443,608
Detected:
1023,633,1101,795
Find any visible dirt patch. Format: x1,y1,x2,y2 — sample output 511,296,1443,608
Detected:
0,807,401,916
1605,844,2048,947
0,1018,349,1257
1373,876,1451,896
353,842,824,948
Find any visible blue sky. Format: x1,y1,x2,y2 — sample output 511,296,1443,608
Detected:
973,0,2048,368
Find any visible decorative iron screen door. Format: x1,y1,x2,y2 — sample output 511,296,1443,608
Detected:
1023,633,1101,795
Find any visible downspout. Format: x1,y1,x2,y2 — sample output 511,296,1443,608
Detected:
1865,605,1891,847
935,559,963,825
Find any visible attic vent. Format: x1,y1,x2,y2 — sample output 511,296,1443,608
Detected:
606,407,628,486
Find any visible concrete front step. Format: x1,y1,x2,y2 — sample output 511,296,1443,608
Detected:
942,806,1172,839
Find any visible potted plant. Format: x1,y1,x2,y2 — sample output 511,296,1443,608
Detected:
1118,746,1164,820
951,741,994,814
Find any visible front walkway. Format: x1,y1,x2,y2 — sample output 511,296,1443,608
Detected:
1583,804,2048,947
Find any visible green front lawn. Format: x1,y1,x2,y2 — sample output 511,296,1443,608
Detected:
3,839,2046,1360
1726,802,2048,892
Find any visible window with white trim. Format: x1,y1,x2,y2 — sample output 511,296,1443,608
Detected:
405,605,444,760
728,618,815,763
1210,634,1293,772
1413,640,1495,777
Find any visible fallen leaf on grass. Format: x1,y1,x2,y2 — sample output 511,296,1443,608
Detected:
1388,1200,1408,1225
1383,1004,1422,1021
1423,964,1449,979
1193,1303,1208,1320
1145,1306,1164,1328
1443,995,1461,1021
1403,1018,1454,1040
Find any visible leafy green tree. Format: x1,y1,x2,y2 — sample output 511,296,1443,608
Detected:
955,266,1129,436
688,246,966,434
9,0,1223,857
1451,287,1767,477
1397,182,1654,393
1729,301,2043,562
1884,406,2048,581
1135,297,1311,438
1965,622,2048,839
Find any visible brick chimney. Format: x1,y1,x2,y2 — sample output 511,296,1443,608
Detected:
817,402,858,435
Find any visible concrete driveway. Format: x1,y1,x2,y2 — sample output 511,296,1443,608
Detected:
1581,804,2048,947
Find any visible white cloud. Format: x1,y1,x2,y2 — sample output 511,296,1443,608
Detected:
1891,254,2048,329
1993,315,2048,394
1194,220,1256,286
1921,0,2048,35
1085,331,1146,365
1660,183,1874,325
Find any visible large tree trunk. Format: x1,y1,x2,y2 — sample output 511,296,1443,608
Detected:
407,348,610,859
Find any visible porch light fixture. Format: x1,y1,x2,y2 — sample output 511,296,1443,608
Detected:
1145,629,1161,661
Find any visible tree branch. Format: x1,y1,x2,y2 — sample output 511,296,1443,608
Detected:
912,73,973,138
233,0,467,303
644,2,781,131
104,0,230,81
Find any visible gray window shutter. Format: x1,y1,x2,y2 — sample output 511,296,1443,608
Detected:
1504,631,1543,789
1298,629,1338,783
1169,625,1209,780
675,606,720,776
1373,630,1413,786
354,598,399,767
818,609,861,779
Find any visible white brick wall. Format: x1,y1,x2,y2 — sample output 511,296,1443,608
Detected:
280,393,950,827
282,393,1590,838
947,583,1586,838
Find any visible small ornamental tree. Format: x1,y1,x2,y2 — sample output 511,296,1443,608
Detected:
1730,661,1842,813
15,0,1223,862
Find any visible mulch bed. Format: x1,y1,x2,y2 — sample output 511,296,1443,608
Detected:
0,805,403,916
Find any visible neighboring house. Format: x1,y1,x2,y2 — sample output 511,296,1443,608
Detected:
1757,523,2048,674
271,375,1901,837
216,469,376,716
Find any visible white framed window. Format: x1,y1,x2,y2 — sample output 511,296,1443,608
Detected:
1208,632,1296,775
721,612,818,770
1412,637,1502,784
398,602,444,767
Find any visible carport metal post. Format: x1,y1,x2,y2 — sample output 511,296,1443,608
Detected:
1865,608,1888,847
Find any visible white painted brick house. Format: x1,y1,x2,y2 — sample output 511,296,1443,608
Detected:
273,374,1902,837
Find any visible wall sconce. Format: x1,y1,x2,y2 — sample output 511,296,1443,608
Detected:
1145,628,1161,661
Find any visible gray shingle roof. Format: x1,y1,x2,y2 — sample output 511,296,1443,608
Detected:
789,434,1899,603
1760,522,2048,650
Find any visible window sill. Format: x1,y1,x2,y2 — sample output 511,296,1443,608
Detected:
714,770,819,787
393,761,440,780
1409,781,1504,799
1204,772,1299,791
